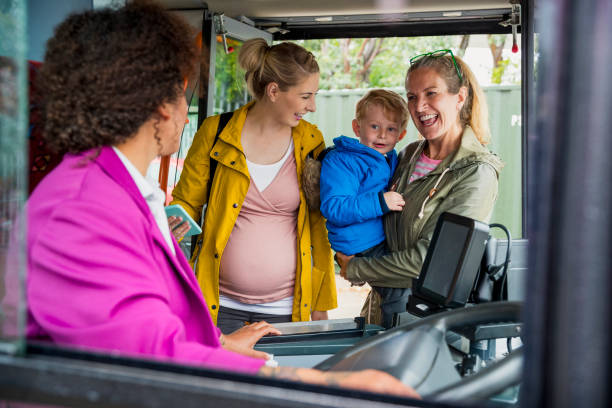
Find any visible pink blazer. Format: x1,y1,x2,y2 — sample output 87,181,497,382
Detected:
26,146,264,373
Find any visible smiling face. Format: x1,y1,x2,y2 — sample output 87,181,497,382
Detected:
405,67,466,144
353,103,406,155
272,72,319,127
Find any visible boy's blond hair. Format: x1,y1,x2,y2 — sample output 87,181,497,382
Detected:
355,89,409,131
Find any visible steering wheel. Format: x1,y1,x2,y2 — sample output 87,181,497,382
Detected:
314,301,522,403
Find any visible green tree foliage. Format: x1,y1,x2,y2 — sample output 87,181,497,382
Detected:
369,37,453,88
296,36,453,90
491,59,511,84
488,34,506,84
209,34,521,108
213,38,249,113
295,34,521,89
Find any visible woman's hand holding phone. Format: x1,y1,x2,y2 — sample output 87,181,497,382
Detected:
168,216,190,241
165,204,202,242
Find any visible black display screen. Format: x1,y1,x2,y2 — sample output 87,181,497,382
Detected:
420,221,470,300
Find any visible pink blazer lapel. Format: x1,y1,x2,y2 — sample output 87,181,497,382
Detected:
151,230,201,292
96,147,150,217
96,146,200,292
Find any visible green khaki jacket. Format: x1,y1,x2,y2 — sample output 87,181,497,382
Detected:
347,126,504,289
171,103,337,324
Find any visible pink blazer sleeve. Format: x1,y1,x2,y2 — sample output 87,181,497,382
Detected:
28,197,264,374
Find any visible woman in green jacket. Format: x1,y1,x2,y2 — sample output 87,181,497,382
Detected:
337,51,503,328
170,39,336,333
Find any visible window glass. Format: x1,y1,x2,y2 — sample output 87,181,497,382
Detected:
158,32,524,317
298,34,523,239
0,0,27,354
213,36,249,115
295,35,522,318
155,35,250,206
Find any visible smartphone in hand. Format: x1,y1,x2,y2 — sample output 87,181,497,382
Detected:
164,204,202,237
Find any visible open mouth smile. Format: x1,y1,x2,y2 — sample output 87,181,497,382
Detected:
419,113,438,126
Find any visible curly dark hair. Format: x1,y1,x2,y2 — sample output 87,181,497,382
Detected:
39,0,198,154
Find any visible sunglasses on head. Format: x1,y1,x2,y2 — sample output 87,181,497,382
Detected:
409,49,463,82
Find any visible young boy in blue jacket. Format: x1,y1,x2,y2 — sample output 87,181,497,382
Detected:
320,89,408,258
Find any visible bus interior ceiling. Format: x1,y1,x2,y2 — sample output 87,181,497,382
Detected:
161,0,516,38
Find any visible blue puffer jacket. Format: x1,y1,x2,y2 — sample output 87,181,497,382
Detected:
320,136,398,255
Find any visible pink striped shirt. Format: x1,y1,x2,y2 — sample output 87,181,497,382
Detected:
409,152,442,183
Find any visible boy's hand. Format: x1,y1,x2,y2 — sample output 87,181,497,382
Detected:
335,252,355,280
384,191,405,211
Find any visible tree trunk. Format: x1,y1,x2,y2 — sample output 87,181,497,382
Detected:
457,35,470,58
356,38,384,85
341,39,351,73
488,34,506,68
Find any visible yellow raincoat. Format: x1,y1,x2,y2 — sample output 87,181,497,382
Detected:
171,103,337,323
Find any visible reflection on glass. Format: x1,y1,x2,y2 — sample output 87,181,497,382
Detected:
213,36,249,115
0,0,27,354
148,46,202,203
300,34,523,238
147,104,199,204
157,35,251,203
